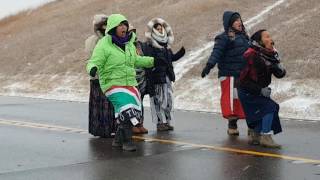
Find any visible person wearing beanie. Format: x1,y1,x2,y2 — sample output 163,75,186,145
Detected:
201,11,249,136
238,29,286,148
86,14,155,151
143,18,185,131
85,14,116,138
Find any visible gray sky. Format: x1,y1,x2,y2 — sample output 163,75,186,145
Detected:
0,0,55,19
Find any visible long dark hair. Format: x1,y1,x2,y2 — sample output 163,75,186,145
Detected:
250,29,267,47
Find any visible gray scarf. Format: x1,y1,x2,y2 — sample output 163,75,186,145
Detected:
151,28,169,45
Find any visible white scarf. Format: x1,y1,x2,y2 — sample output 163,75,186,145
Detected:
151,28,169,45
145,18,174,49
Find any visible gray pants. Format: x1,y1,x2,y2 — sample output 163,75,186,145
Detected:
150,76,173,124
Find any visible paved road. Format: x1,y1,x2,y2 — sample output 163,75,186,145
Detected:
0,96,320,180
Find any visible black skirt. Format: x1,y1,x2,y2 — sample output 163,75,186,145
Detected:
88,79,116,138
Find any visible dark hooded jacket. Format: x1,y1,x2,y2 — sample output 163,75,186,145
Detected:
142,18,184,84
141,42,184,84
207,11,249,78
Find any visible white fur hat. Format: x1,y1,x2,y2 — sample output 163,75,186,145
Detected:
93,14,108,26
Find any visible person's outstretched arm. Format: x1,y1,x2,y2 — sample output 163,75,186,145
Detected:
172,47,185,62
201,34,228,78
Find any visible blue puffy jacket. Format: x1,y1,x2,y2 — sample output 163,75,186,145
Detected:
207,11,249,78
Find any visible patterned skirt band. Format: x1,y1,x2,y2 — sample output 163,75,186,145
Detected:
105,86,142,124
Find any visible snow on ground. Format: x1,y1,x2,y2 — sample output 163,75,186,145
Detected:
1,74,88,102
174,77,320,120
0,0,56,20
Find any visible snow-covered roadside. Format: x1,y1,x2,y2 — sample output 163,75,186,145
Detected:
174,77,320,121
0,74,88,102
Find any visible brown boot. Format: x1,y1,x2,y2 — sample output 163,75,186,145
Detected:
157,123,170,131
138,126,148,134
248,129,260,145
260,134,281,149
132,127,141,134
164,123,174,131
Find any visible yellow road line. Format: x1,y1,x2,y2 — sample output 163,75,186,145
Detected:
0,119,87,134
133,136,320,164
1,118,320,164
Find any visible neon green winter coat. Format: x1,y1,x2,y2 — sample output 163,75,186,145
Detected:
86,14,154,93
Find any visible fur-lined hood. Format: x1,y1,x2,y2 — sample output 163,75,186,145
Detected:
93,14,108,38
85,14,107,55
145,18,174,48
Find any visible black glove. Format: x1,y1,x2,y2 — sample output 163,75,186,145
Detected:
201,63,215,78
90,67,97,77
177,46,186,57
271,63,286,78
172,46,186,61
261,87,271,98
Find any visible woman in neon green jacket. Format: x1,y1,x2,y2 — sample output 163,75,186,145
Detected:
86,14,154,151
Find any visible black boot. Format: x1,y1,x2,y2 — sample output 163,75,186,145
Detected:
121,122,136,152
112,126,123,148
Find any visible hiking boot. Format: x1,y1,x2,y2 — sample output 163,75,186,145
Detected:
132,127,141,134
122,125,137,152
112,139,122,148
157,123,170,131
138,126,149,134
122,142,137,152
112,129,122,148
248,129,260,145
164,123,174,131
260,134,281,149
228,119,239,136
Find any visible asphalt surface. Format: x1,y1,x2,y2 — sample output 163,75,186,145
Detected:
0,96,320,180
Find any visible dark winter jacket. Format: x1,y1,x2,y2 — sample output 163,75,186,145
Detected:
207,11,249,78
239,46,286,95
141,42,184,84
